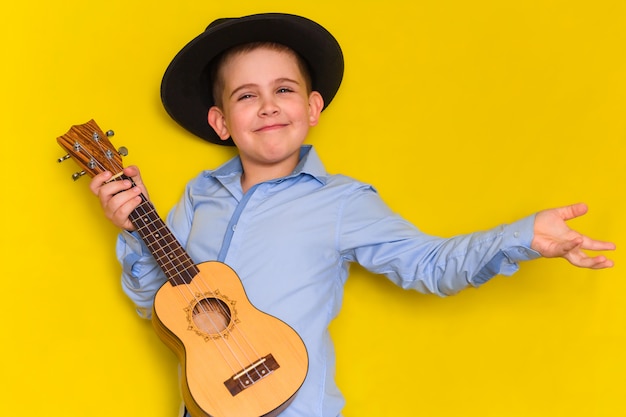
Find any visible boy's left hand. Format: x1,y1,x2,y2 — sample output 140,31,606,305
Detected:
531,203,615,269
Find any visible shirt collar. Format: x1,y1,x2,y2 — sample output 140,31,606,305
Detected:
210,145,329,185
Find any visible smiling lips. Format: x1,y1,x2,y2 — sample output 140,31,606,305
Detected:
255,123,288,132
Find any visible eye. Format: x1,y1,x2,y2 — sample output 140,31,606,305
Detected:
277,87,294,94
237,93,255,101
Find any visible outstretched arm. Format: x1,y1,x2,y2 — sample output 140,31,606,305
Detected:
531,203,615,269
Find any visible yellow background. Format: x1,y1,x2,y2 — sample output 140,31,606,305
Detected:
1,1,624,416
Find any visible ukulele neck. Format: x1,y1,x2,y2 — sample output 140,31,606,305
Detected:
117,175,199,286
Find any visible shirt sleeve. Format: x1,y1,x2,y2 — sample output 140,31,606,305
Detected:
116,230,167,319
337,185,541,296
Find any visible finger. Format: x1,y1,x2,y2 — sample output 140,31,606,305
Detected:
107,187,143,229
567,253,614,269
580,236,617,252
97,179,135,204
559,203,588,222
106,186,142,213
592,257,615,269
122,166,150,199
114,196,143,228
122,165,139,181
89,170,112,195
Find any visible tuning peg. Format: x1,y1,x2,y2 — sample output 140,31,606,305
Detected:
106,130,115,137
57,154,71,163
72,171,86,181
118,146,128,156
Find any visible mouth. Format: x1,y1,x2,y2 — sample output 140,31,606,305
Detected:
255,123,288,133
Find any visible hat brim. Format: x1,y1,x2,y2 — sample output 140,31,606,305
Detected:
160,13,344,145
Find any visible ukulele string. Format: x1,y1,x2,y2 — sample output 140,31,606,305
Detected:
131,202,248,370
130,194,271,380
80,140,238,365
84,133,270,379
84,142,235,351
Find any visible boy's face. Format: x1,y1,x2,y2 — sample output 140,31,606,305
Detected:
208,47,323,172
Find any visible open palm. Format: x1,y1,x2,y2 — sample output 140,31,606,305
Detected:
531,203,615,269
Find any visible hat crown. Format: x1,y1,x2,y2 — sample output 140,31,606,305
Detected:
205,17,233,31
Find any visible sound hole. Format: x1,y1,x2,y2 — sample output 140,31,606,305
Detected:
192,298,231,334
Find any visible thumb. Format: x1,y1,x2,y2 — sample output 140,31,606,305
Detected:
559,203,588,222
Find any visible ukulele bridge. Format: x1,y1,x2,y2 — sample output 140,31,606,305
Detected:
224,353,280,396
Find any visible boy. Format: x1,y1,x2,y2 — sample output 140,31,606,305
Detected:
89,13,615,417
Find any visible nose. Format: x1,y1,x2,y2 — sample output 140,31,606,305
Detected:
258,95,280,117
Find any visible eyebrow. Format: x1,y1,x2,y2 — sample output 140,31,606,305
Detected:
229,78,301,99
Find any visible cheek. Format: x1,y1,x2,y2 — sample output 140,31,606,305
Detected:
229,103,256,122
223,110,243,130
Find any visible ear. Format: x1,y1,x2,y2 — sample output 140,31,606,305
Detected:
207,106,231,140
308,91,324,127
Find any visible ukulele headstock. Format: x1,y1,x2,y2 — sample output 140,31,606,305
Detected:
57,119,128,180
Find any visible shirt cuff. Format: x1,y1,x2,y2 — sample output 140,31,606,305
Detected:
119,230,150,256
501,214,542,264
116,230,151,284
470,214,542,285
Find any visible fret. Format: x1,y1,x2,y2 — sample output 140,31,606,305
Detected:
128,196,199,286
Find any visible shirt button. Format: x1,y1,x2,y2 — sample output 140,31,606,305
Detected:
232,224,237,231
513,231,520,238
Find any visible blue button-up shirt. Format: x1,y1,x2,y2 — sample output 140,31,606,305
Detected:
117,145,539,417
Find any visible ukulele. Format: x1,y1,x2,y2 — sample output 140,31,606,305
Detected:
57,120,308,417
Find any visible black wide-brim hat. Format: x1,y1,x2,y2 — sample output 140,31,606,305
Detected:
160,13,344,145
